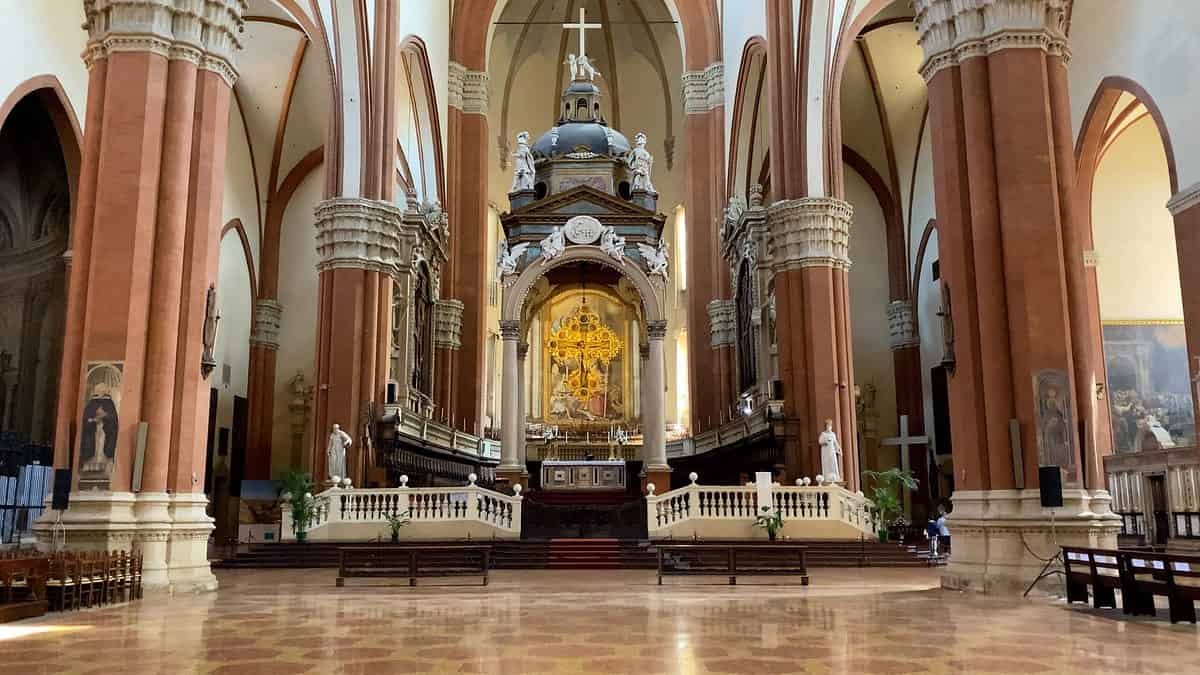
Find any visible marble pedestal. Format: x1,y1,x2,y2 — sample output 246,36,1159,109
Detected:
33,490,218,594
941,488,1121,595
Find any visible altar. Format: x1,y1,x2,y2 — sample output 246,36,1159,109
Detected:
540,460,627,491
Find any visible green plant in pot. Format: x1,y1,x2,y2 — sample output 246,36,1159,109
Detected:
755,505,784,541
861,468,918,543
384,511,411,544
278,469,317,543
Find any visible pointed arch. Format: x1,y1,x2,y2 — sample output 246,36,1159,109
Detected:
398,35,446,203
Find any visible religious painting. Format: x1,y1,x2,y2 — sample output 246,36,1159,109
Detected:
1102,322,1196,453
78,361,122,491
1033,369,1078,486
543,291,630,425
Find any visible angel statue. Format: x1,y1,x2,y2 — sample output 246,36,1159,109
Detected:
496,238,530,279
626,132,655,193
541,226,566,261
637,239,670,280
577,54,600,81
511,131,535,192
600,226,626,262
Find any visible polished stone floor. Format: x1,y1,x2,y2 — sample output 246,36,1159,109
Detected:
2,567,1198,674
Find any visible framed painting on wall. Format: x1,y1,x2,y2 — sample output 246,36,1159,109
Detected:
1102,321,1196,453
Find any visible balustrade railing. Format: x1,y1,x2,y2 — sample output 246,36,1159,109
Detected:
283,477,522,539
645,480,876,538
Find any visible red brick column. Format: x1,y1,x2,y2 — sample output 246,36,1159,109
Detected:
1168,188,1200,442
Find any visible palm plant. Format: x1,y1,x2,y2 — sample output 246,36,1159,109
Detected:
754,505,785,541
278,468,317,542
861,468,918,543
384,511,411,543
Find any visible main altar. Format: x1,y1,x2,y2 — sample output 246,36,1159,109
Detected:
540,459,627,491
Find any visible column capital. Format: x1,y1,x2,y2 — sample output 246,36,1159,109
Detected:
432,299,464,350
517,343,529,360
499,320,521,339
706,299,736,349
913,0,1070,81
766,197,853,271
82,0,247,85
887,299,919,351
646,320,669,340
682,63,724,115
249,298,283,350
448,61,489,114
314,197,405,274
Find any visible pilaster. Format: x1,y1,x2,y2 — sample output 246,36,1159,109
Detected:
433,299,465,350
249,298,283,350
706,299,736,349
913,0,1070,81
681,63,723,115
1168,182,1200,442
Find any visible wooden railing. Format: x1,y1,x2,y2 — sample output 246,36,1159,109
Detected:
645,480,877,539
383,405,501,461
665,400,783,459
283,477,522,540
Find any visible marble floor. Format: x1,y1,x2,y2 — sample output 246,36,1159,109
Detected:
1,567,1197,674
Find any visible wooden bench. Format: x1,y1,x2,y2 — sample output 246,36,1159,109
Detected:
1121,549,1200,624
336,545,491,587
1062,546,1124,611
0,556,49,623
656,544,809,586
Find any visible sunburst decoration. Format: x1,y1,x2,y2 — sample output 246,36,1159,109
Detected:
547,300,622,401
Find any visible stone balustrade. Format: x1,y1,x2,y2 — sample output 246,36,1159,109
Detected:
645,480,877,540
283,477,522,541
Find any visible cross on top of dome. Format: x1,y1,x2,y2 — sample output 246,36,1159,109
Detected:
563,8,601,83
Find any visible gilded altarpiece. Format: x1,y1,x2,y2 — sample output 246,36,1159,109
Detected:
538,288,638,428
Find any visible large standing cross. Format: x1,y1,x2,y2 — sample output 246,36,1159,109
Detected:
881,414,929,512
563,7,601,60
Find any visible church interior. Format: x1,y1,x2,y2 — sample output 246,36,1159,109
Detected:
2,0,1200,672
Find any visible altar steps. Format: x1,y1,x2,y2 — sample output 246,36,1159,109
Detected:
213,538,941,569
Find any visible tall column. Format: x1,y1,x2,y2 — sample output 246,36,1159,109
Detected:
681,62,730,432
497,320,522,487
312,199,405,484
445,62,490,432
643,321,670,489
517,343,528,470
244,298,281,479
766,199,858,490
36,0,244,593
432,298,464,418
914,0,1120,594
1169,185,1200,445
888,299,929,515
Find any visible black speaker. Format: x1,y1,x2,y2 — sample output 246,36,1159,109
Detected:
1038,465,1064,508
52,469,72,511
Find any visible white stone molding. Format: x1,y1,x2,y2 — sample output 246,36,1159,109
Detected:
707,299,736,349
448,61,489,114
499,319,521,340
887,300,919,350
682,62,724,114
248,298,283,350
433,299,465,350
1081,249,1098,268
314,198,405,274
1167,181,1200,216
766,198,853,271
646,320,669,341
82,0,247,85
913,0,1070,81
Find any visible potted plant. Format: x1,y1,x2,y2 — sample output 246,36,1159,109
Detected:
384,511,411,544
754,505,784,541
278,469,317,543
861,468,918,543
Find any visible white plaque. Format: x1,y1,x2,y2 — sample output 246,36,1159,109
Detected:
755,471,774,514
563,215,604,244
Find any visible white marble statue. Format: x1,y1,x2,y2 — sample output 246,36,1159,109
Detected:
541,226,566,261
600,226,625,262
819,419,843,484
566,53,579,81
626,132,656,193
422,199,449,237
577,54,599,81
496,239,530,278
511,131,535,192
637,239,669,280
326,423,352,481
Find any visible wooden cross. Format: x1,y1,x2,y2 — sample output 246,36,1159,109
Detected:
563,7,601,60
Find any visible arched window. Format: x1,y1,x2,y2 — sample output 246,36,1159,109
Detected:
736,260,756,393
410,266,434,396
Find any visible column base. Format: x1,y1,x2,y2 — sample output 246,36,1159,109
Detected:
496,466,526,492
940,488,1121,595
642,465,673,494
33,491,217,594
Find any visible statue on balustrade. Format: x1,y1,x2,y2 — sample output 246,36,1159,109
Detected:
326,423,352,481
819,419,843,484
511,131,535,193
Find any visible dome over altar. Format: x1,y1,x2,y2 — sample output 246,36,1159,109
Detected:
531,121,631,159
